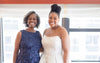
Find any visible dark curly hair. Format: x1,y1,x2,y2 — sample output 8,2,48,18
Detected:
49,4,61,18
24,11,40,28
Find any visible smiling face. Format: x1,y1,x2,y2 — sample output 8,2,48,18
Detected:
49,12,60,28
27,14,37,28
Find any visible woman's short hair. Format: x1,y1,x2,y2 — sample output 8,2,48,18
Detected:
24,11,40,28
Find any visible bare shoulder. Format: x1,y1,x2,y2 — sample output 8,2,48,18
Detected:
17,31,22,36
58,27,68,38
44,28,50,35
59,26,67,33
44,28,51,32
16,31,22,40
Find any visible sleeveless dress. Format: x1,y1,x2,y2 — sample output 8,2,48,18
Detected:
16,30,42,63
39,35,63,63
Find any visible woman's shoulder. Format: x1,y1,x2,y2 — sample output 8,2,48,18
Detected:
58,27,69,40
17,30,26,36
43,28,50,35
20,29,26,32
18,30,22,34
44,28,50,32
16,31,22,38
59,26,67,31
36,30,41,35
58,26,68,35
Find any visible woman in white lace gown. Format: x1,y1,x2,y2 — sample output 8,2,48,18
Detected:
39,4,70,63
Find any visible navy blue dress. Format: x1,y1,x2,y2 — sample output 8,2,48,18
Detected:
16,30,42,63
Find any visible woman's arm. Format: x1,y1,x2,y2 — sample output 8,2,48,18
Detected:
60,28,70,63
13,31,21,63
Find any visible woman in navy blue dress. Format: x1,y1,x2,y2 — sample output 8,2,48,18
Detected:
13,11,42,63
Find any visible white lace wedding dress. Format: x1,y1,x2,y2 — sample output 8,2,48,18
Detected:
39,35,63,63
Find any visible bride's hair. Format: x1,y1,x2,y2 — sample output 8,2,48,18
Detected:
49,4,61,18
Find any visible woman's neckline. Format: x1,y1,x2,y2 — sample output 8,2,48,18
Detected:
24,30,37,33
44,35,61,40
44,35,60,38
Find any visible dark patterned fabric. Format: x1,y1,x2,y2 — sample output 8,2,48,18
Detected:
16,30,42,63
